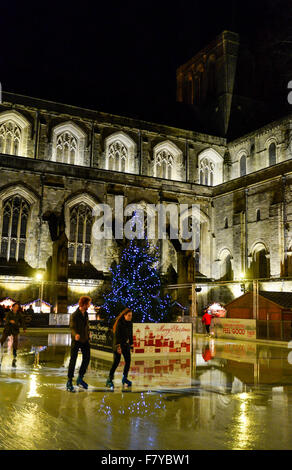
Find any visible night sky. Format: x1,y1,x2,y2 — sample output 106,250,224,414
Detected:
0,0,290,120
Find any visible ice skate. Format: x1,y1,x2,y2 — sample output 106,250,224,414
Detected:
122,376,132,389
76,375,88,389
66,379,75,392
106,377,114,389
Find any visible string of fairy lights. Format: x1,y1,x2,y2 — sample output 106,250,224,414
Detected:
102,238,171,323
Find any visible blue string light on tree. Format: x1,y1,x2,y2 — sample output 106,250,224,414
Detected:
102,213,171,323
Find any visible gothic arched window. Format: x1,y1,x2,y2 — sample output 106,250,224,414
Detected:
199,158,215,186
108,140,128,172
52,122,87,166
56,131,77,165
0,121,22,156
251,245,269,279
0,195,30,261
105,132,136,174
68,203,92,264
155,150,174,179
269,142,276,166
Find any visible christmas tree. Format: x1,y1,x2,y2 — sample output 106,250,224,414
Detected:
102,239,171,323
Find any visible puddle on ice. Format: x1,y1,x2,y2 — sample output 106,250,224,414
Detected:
1,332,292,450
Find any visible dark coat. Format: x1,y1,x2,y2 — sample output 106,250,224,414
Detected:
4,310,26,335
70,308,90,343
113,316,133,351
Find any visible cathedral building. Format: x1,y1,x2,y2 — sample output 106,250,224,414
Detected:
0,30,292,311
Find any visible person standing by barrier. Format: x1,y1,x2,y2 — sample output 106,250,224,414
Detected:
0,302,26,357
202,309,212,337
106,308,133,390
66,296,91,392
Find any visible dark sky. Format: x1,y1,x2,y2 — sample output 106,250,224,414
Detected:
0,0,289,120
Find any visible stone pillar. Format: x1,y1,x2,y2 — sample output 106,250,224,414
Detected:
43,210,68,313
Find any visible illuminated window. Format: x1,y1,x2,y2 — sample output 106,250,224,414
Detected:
51,122,87,166
155,149,174,179
199,158,215,186
0,196,30,261
0,121,21,156
56,131,77,164
153,141,184,181
68,203,92,264
105,132,136,173
108,140,128,172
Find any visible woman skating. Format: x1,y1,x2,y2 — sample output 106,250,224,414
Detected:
0,302,26,357
106,308,133,389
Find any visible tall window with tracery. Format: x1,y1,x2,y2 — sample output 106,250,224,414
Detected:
199,158,214,186
68,204,92,264
0,121,21,156
0,196,30,261
108,140,128,172
56,131,77,164
155,150,174,179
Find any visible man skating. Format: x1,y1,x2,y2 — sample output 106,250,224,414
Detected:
67,296,91,392
0,302,26,357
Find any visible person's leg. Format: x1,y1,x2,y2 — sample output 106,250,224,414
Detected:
0,330,9,346
12,334,18,356
206,324,210,334
109,351,121,379
76,342,91,388
122,345,131,379
68,341,80,380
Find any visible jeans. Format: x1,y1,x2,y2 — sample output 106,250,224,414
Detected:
109,344,131,380
205,324,210,334
68,340,90,380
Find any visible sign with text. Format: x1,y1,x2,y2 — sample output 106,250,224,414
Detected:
133,323,192,356
89,321,113,352
214,318,256,341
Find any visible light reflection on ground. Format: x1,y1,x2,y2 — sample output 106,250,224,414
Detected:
1,332,292,450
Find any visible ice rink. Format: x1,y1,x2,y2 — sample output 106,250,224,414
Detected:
1,331,292,450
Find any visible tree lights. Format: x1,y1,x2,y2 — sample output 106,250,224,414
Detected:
102,239,171,323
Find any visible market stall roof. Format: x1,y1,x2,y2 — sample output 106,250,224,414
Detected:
22,299,52,307
225,291,292,310
258,291,292,309
0,297,17,305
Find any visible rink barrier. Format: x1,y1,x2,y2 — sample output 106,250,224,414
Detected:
90,322,193,356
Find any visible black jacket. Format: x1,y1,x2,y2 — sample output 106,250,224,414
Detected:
113,317,133,351
70,308,90,343
4,310,26,335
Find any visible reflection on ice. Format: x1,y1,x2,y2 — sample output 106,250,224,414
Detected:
1,333,292,449
27,373,41,398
